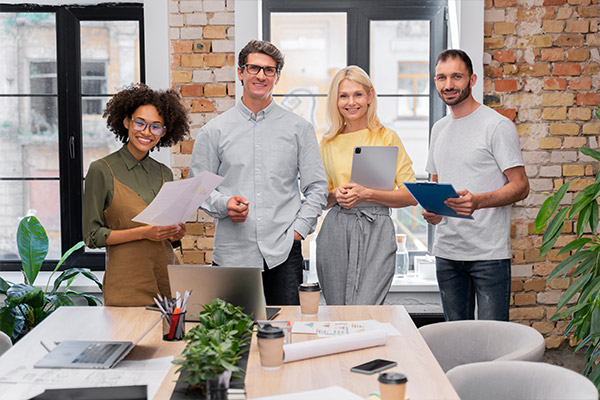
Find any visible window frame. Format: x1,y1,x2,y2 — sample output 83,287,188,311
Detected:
263,0,448,257
0,3,145,271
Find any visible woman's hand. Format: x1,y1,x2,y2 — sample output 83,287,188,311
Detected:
168,222,186,242
336,183,369,209
144,224,182,242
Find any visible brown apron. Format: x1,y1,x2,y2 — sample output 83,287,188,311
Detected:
102,160,177,306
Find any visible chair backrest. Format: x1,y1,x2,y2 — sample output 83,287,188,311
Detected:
0,330,12,356
418,320,545,372
447,361,599,400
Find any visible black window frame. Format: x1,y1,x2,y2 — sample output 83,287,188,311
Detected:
0,3,145,271
263,0,448,256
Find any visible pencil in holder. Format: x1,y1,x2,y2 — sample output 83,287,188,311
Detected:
162,311,186,341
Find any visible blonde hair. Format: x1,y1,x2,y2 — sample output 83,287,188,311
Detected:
322,65,383,143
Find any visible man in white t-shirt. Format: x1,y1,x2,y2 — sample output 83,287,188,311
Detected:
423,49,530,321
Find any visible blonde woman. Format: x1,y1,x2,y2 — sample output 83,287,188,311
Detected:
316,66,417,305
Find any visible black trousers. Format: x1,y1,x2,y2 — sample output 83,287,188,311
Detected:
213,240,303,306
261,240,303,306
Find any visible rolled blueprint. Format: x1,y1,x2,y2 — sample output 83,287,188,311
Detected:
283,330,388,363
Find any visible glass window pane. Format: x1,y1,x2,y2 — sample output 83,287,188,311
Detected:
80,21,140,94
270,13,346,96
274,95,328,141
0,12,57,95
82,96,121,176
370,20,430,95
0,97,59,178
393,205,428,252
377,96,429,180
0,180,61,261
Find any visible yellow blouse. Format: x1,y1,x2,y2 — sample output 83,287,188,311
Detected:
320,128,416,191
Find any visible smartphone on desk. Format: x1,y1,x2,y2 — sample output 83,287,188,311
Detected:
350,359,397,375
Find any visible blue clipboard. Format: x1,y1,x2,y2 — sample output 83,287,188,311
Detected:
403,182,474,219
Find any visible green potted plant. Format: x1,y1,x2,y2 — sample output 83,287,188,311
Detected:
0,216,103,342
173,298,253,399
535,104,600,391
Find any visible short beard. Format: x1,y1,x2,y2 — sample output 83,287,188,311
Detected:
438,84,471,106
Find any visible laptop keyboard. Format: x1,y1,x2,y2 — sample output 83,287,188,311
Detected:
73,343,122,364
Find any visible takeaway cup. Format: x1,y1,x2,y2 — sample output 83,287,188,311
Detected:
298,282,320,316
257,323,285,371
378,372,408,400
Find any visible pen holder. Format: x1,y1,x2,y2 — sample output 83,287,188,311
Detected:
163,311,186,341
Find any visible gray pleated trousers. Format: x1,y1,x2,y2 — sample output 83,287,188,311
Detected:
316,205,396,305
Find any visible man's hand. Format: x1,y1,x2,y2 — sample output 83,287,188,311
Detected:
227,195,249,223
445,189,479,216
422,209,443,225
294,231,303,241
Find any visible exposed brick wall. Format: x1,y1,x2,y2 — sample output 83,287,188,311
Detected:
169,0,235,265
484,0,600,348
168,0,600,347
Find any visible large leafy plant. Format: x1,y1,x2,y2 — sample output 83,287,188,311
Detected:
173,298,253,387
535,143,600,390
0,216,102,342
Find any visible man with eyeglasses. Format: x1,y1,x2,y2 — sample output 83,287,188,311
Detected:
190,40,328,306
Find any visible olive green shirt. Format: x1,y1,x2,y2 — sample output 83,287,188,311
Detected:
82,145,173,248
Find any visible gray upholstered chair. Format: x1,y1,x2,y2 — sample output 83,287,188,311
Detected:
0,330,12,356
447,360,598,400
418,320,545,372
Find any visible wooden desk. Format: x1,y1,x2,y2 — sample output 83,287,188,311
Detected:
0,306,185,399
245,306,459,400
0,306,458,400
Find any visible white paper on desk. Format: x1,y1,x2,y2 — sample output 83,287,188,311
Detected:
0,357,173,400
252,385,363,400
292,320,400,337
283,330,387,363
132,171,223,226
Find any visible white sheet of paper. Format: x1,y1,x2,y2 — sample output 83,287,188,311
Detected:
0,357,173,400
252,385,364,400
292,320,400,337
132,171,223,226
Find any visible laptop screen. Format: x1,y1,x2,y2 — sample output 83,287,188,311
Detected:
168,265,267,321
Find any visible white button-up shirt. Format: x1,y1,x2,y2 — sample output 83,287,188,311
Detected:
190,100,328,268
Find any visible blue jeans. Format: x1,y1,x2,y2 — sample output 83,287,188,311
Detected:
435,257,511,321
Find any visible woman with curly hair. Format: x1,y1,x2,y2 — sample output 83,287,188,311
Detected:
317,66,417,305
83,84,190,306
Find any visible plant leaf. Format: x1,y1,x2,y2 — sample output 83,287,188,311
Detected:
540,207,569,256
44,241,85,293
535,182,570,232
0,277,11,295
17,216,48,285
576,202,592,237
557,274,592,310
580,147,600,162
550,303,591,321
589,199,598,234
568,192,593,222
548,250,595,281
558,237,593,255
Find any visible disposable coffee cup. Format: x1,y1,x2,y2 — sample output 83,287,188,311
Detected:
298,282,320,316
378,372,407,400
162,311,186,341
257,323,285,371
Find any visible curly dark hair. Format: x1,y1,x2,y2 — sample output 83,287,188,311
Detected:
103,83,190,149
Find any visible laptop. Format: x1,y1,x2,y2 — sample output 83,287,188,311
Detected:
33,315,163,369
350,146,398,206
168,265,268,321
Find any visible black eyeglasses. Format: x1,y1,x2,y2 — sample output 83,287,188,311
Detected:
242,64,279,77
131,117,166,136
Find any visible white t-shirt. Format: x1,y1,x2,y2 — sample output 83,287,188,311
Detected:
426,105,525,260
